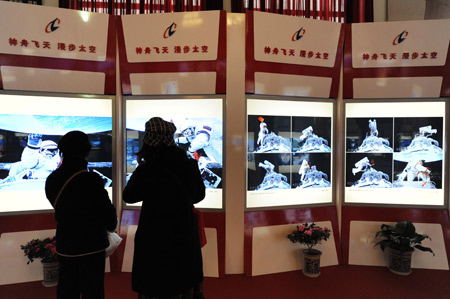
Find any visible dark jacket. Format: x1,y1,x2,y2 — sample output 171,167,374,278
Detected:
45,156,117,256
123,145,205,298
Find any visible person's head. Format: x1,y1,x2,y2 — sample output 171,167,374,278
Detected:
58,131,91,159
136,118,176,164
141,117,176,148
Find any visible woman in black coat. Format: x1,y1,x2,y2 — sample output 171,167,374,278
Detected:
45,130,118,299
123,117,206,299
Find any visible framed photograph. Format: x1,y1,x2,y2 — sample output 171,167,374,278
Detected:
246,97,334,210
0,92,113,214
344,100,446,207
125,96,224,210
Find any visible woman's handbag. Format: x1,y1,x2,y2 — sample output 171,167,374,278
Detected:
105,232,122,257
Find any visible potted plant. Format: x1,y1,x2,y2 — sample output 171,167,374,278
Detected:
287,222,331,277
21,236,58,287
375,220,434,275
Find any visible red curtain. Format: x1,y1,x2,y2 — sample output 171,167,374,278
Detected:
231,0,346,23
345,0,373,23
59,0,222,15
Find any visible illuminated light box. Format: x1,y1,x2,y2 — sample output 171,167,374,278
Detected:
345,101,446,206
125,97,223,210
0,93,113,214
246,98,334,209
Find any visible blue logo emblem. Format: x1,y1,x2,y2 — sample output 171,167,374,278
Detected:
163,22,177,39
292,27,306,41
45,18,60,33
393,30,408,45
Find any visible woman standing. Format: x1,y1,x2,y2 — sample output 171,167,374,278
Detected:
45,130,118,299
123,117,206,299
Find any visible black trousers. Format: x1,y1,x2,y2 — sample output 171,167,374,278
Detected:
57,251,106,299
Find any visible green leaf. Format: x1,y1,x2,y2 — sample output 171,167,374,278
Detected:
375,231,387,238
414,245,435,256
374,221,433,255
375,240,390,252
396,221,416,237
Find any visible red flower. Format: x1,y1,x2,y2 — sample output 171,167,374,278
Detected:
287,222,331,253
20,237,57,264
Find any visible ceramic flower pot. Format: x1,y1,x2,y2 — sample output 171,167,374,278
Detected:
42,261,58,287
302,249,322,278
388,248,412,275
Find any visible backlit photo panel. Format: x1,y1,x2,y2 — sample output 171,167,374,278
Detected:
345,101,445,206
246,99,333,209
0,94,113,213
125,98,223,209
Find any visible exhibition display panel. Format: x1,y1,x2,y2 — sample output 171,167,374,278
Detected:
125,96,224,210
344,100,447,207
246,97,334,209
0,92,114,214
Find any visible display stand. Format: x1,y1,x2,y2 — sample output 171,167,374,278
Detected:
244,206,341,276
243,11,344,276
117,11,228,277
0,2,117,282
341,206,450,270
341,20,450,270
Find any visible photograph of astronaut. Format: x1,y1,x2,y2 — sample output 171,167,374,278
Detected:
344,101,446,206
246,99,334,208
292,117,331,152
0,115,113,191
175,117,222,188
393,159,442,189
345,153,393,188
345,116,444,190
292,153,331,188
0,132,61,190
247,153,291,191
247,115,291,153
126,117,223,189
346,118,393,153
392,117,443,189
394,117,443,157
247,113,333,193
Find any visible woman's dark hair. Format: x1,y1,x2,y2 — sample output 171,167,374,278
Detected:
58,130,92,158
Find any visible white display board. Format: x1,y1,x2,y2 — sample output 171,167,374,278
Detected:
345,100,446,206
351,19,450,69
121,11,220,63
246,98,334,209
0,1,109,61
253,11,341,68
